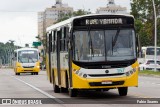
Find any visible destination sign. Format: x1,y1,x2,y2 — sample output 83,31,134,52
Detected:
86,18,123,25
73,16,134,26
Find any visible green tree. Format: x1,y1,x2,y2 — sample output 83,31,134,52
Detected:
130,0,160,46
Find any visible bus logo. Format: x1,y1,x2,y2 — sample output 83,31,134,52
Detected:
105,70,109,74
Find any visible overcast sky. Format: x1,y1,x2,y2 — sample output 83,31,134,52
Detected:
0,0,130,47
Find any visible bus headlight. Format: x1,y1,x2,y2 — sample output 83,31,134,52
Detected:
17,66,21,68
125,68,136,76
36,66,40,68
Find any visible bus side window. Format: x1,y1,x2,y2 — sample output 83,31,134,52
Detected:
49,32,52,53
65,27,69,51
60,28,65,52
52,30,56,52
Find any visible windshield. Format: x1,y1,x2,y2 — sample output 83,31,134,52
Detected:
146,48,160,55
18,50,38,63
73,29,136,62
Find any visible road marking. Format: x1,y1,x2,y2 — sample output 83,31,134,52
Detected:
10,75,64,104
139,81,160,86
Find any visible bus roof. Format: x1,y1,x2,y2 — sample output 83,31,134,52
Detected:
46,14,134,32
14,47,38,52
145,46,160,48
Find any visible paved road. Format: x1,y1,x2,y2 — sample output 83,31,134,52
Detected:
0,69,160,107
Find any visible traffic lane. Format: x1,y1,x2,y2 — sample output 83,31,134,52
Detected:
1,69,160,106
128,76,160,98
3,69,160,101
5,69,139,98
4,69,149,99
0,69,49,98
6,69,156,99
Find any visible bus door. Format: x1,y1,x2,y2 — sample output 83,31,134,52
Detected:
48,33,52,83
56,30,61,86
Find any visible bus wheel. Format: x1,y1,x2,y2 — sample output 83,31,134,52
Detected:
35,72,38,75
53,82,60,93
69,89,77,97
118,87,128,96
15,73,20,75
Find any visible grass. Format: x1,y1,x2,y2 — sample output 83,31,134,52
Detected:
139,70,160,76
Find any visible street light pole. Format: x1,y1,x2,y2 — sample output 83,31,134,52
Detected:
152,0,157,72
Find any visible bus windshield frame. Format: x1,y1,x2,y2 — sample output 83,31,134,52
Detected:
72,28,136,63
18,50,39,63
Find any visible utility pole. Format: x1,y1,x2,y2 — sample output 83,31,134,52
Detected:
152,0,157,71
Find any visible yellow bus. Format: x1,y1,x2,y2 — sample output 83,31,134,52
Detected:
13,48,40,75
46,14,139,97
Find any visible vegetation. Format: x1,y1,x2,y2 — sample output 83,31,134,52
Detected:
130,0,160,46
0,41,20,65
139,70,160,76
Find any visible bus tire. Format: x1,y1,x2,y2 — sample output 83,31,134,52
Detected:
35,72,38,75
53,81,60,93
15,73,20,75
118,87,128,96
69,89,77,97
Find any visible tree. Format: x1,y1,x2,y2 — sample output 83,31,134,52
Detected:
130,0,160,46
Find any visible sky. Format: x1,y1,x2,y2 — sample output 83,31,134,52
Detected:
0,0,130,47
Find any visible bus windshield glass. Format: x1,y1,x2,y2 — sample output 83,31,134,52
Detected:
18,50,38,63
146,48,160,55
73,29,136,62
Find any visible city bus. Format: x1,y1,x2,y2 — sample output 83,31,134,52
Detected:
46,14,139,97
13,48,40,75
143,46,160,60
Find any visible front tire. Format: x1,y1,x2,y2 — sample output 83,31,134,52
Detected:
15,73,20,75
118,87,128,96
69,89,77,97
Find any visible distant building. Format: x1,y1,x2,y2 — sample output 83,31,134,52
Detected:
96,0,127,14
38,0,73,40
37,0,73,63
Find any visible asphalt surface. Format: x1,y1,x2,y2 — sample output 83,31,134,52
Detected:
0,68,160,107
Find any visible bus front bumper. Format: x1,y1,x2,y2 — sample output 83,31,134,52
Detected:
16,67,40,73
72,71,138,89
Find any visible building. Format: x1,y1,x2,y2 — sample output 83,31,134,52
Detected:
38,0,73,40
37,0,73,63
96,0,127,14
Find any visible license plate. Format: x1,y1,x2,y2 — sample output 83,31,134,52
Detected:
101,81,112,84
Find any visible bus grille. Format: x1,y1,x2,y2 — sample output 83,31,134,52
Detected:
23,66,34,68
88,73,125,77
89,81,124,86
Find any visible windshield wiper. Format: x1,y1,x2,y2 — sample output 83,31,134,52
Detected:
88,31,94,59
112,27,121,48
112,27,121,53
18,57,23,63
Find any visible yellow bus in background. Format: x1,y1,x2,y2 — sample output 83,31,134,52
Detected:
46,14,139,97
13,48,40,75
